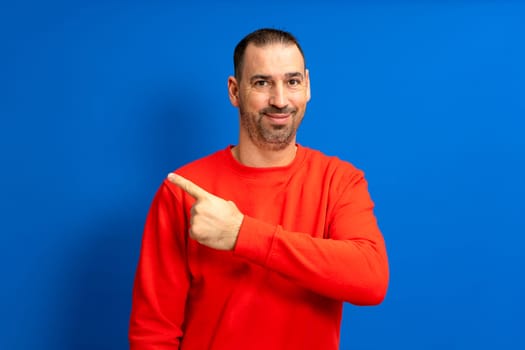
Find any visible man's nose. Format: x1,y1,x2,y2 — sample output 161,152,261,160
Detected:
269,83,288,108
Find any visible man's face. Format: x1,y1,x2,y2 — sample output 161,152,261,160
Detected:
229,43,311,151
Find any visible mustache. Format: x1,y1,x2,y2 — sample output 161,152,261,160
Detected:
260,107,296,115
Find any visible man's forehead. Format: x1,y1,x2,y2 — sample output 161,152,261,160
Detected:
243,43,305,72
244,42,302,57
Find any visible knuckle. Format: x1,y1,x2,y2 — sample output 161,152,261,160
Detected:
189,223,203,239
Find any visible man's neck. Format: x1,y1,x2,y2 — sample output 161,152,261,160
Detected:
231,141,298,168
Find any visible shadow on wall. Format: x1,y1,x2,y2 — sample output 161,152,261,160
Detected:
58,91,208,349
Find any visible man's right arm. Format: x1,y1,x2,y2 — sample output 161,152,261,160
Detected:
129,182,189,350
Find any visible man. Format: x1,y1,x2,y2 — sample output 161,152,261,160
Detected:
129,28,389,350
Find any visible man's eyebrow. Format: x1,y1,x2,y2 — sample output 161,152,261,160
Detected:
285,72,304,79
249,72,304,82
250,74,272,83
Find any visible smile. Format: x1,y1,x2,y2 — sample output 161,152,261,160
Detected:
264,113,292,125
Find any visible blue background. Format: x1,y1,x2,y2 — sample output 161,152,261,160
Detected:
2,1,524,349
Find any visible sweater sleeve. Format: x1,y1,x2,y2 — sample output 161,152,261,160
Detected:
233,172,389,305
129,182,189,349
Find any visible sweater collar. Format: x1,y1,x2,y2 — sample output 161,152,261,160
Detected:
224,144,307,179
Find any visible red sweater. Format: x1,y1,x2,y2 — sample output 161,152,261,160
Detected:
129,145,389,350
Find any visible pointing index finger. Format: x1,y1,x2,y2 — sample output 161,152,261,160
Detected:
167,173,210,200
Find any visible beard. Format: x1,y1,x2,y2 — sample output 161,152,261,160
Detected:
239,106,302,151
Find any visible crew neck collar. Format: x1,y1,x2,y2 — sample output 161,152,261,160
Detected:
224,144,306,178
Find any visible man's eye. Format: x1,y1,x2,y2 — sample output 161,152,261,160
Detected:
288,79,301,86
255,80,269,87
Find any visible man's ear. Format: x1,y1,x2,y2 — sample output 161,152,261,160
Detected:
228,76,240,107
305,69,311,102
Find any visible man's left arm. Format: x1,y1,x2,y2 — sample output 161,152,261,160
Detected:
233,172,389,305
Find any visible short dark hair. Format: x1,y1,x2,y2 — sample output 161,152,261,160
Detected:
233,28,305,80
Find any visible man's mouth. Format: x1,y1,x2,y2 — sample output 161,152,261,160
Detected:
265,113,291,125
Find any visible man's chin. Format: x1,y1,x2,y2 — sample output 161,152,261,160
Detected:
261,135,296,151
